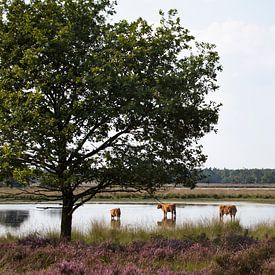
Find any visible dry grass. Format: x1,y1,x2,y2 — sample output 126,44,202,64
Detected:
0,187,61,201
161,187,275,197
95,186,275,201
0,186,275,202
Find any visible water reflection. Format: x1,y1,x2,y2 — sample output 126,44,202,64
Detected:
157,217,176,228
43,209,62,217
110,219,121,229
0,202,274,236
0,210,29,229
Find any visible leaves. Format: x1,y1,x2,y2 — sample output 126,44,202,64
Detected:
0,1,221,205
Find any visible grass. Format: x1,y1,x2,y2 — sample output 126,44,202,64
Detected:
68,219,275,244
0,232,18,243
1,186,275,203
250,222,275,239
1,219,274,244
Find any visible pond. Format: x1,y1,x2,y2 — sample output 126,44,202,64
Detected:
0,201,274,236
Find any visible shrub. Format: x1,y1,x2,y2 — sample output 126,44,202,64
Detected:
17,234,51,248
57,260,87,275
221,234,257,251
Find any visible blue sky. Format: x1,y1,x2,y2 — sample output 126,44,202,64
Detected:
114,0,275,169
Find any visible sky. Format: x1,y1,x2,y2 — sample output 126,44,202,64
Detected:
113,0,275,169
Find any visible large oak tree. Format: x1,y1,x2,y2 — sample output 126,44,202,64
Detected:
0,0,222,239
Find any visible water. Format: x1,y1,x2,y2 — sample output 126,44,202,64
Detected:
0,201,274,236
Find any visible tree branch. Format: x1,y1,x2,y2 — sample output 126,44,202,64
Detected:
66,119,101,163
80,128,130,161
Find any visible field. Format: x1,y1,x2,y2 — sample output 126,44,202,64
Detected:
1,186,275,203
154,186,275,202
0,220,274,274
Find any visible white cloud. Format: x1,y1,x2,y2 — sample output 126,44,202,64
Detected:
201,0,224,2
194,21,275,70
196,20,275,168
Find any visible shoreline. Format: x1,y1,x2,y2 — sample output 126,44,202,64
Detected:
1,186,275,204
0,197,275,204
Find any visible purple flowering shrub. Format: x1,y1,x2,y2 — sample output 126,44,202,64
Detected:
17,234,51,248
214,240,275,274
220,233,258,251
261,257,275,274
57,260,87,274
0,235,274,274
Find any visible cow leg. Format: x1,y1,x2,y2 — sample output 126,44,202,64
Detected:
173,209,176,219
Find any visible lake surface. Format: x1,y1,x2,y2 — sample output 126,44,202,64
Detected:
0,201,274,236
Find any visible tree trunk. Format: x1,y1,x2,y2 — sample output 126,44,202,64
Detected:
60,193,74,240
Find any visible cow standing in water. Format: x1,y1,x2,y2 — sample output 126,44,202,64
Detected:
110,208,121,220
157,203,176,219
219,205,237,221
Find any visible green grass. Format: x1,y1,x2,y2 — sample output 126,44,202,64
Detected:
249,222,275,239
67,219,275,244
72,221,154,244
0,232,19,243
0,219,274,245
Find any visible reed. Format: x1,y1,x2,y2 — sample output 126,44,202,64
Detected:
249,222,275,239
0,232,18,243
0,219,273,244
68,219,273,244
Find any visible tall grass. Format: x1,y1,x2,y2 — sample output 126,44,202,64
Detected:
72,221,154,244
0,232,18,243
250,222,275,239
68,219,274,244
0,219,273,244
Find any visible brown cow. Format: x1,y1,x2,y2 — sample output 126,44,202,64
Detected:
110,208,121,220
157,203,176,219
219,205,237,221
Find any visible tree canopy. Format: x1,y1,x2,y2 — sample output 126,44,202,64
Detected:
0,0,222,239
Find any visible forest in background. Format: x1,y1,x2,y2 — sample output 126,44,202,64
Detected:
2,168,275,187
200,168,275,184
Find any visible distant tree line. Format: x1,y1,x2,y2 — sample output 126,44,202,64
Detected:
2,168,275,187
200,168,275,184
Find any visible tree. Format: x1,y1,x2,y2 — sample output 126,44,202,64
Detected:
0,0,222,239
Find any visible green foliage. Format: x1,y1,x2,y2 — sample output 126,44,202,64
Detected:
0,0,221,238
0,143,32,185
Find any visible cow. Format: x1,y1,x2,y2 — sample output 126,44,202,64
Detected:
110,208,121,220
219,204,237,221
157,203,176,219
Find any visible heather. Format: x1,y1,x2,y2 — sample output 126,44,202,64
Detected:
0,222,274,274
